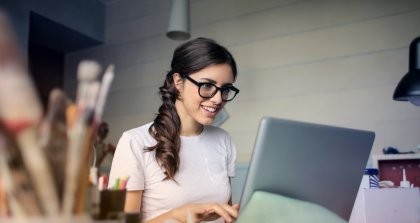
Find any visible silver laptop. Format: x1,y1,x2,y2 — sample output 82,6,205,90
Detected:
239,117,375,220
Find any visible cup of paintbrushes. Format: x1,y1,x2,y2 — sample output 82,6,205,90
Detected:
97,189,126,220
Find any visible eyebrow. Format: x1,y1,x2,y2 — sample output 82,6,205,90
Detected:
199,77,233,87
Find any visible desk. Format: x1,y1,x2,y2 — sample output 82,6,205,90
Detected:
351,188,420,223
2,217,128,223
1,215,93,223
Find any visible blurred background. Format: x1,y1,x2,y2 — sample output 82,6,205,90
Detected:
2,0,420,164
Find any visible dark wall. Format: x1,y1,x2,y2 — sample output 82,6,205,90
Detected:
0,0,106,105
29,43,64,109
0,0,105,53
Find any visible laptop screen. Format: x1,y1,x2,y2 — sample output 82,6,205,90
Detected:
238,117,375,220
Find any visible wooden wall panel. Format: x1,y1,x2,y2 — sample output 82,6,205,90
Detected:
64,0,420,162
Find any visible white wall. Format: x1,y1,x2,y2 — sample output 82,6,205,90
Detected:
65,0,420,164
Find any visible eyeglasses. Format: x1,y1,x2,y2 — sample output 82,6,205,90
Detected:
182,75,239,102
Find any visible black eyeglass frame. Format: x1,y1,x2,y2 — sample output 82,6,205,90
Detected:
181,74,240,102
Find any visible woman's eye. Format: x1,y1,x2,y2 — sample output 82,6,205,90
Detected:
221,88,230,95
201,83,214,90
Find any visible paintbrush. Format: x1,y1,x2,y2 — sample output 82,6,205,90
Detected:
0,131,26,218
62,60,101,215
38,88,71,204
73,122,97,214
0,12,60,216
0,114,44,218
94,64,115,124
73,81,101,214
73,64,115,214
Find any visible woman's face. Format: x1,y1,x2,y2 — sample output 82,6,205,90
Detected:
175,63,235,126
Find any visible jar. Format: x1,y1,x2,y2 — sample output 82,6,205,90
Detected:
362,168,379,189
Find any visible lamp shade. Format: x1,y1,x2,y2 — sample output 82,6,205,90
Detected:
393,36,420,105
166,0,190,41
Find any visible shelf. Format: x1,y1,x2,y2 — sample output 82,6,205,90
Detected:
371,153,420,187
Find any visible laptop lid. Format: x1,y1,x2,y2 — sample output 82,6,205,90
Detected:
238,117,375,220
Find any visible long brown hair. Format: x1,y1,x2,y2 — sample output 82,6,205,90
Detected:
147,37,237,180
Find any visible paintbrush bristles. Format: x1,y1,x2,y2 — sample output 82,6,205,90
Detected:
0,12,42,128
77,60,101,82
76,60,101,110
105,64,115,74
94,64,115,124
0,66,43,124
0,12,25,66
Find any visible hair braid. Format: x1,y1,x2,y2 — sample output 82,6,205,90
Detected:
147,73,181,180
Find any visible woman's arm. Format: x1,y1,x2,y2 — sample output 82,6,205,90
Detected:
125,190,237,223
146,203,239,223
124,190,142,213
144,179,239,223
124,172,239,222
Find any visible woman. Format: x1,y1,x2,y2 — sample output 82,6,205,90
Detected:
108,37,240,223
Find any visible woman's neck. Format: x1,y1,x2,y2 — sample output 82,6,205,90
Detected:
180,121,203,136
175,99,204,136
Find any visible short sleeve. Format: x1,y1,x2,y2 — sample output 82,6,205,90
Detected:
226,134,237,177
108,132,145,191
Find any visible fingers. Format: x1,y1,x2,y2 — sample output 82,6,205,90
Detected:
221,203,239,219
200,203,238,223
171,203,238,223
208,205,232,222
179,203,240,223
232,203,240,211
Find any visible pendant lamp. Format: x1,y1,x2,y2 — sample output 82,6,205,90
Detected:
166,0,190,41
393,36,420,105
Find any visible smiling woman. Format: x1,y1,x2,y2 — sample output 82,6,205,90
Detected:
108,37,240,223
174,63,237,125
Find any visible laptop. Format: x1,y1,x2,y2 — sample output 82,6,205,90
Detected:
238,117,375,220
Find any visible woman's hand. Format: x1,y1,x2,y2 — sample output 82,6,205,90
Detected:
172,203,240,223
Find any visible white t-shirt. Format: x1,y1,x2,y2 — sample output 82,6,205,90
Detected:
108,122,236,222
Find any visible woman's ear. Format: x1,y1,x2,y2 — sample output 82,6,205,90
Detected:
172,73,183,91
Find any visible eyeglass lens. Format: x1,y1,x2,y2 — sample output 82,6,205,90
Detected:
199,83,235,101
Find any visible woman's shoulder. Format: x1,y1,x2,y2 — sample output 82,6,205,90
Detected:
120,122,154,142
123,122,152,134
115,122,157,156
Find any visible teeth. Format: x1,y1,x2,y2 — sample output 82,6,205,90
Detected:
202,106,216,113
